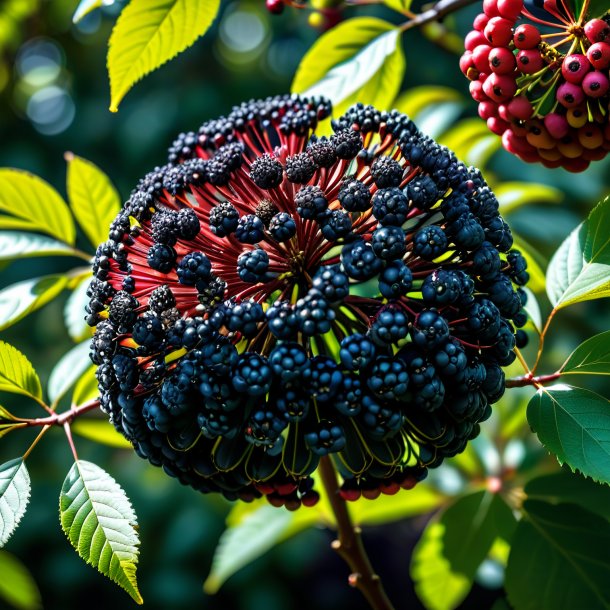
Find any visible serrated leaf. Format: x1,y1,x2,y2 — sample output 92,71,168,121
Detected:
0,169,75,245
66,154,121,249
0,459,30,547
204,504,301,594
525,469,610,520
561,330,610,376
60,460,142,604
48,342,93,405
0,550,41,610
527,384,610,484
546,195,610,309
0,276,68,331
505,500,610,610
64,275,93,343
495,182,562,215
292,18,404,115
107,0,221,112
73,0,115,23
72,420,133,450
72,366,99,406
0,232,78,261
411,521,471,610
0,342,42,400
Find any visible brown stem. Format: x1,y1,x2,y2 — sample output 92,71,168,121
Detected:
505,371,561,388
532,308,557,375
318,456,396,610
400,0,479,31
23,398,101,428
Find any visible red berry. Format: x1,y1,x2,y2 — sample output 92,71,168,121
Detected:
561,54,591,84
483,72,517,102
587,42,610,70
497,0,523,20
266,0,284,13
301,490,320,507
544,113,569,139
362,487,381,500
479,101,499,119
483,0,500,17
556,81,585,108
516,49,544,73
582,71,609,98
488,116,510,134
489,46,516,74
484,17,514,47
473,44,493,72
470,79,489,102
465,30,488,51
339,488,362,501
498,103,511,121
525,122,554,149
584,18,610,44
563,158,589,172
513,24,541,49
507,95,533,120
473,13,490,32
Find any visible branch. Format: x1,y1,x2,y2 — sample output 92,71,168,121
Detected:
24,398,101,428
505,372,561,388
318,456,396,610
400,0,479,31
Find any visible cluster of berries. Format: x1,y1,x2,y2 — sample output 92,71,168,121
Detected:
460,0,610,171
87,94,528,509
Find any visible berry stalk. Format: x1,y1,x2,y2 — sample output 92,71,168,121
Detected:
318,456,396,610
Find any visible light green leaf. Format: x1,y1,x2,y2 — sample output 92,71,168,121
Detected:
495,182,562,215
393,86,463,120
525,470,610,520
66,154,121,249
0,550,41,610
527,384,610,484
411,521,471,610
512,235,547,294
522,287,542,332
0,342,42,400
0,459,30,547
505,500,610,610
107,0,221,112
60,460,142,604
0,169,75,245
439,119,500,169
561,330,610,376
0,232,78,261
65,275,93,343
546,195,610,309
73,0,115,23
382,0,412,13
48,342,93,405
204,503,303,594
0,275,68,331
72,420,133,450
72,366,99,406
292,18,404,116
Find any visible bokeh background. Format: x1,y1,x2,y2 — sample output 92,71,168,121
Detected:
0,1,608,609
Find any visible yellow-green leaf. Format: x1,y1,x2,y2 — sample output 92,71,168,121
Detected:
72,366,99,406
0,169,75,245
66,154,121,249
107,0,221,112
0,342,42,401
72,420,133,450
0,550,41,610
382,0,412,14
495,182,563,215
393,86,463,119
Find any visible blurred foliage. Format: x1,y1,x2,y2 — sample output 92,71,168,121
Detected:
0,1,608,610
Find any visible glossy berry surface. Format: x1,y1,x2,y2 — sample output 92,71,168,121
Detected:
87,94,528,508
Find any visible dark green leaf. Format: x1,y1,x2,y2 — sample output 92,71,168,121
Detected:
546,195,610,309
525,469,610,520
0,342,42,401
527,384,610,484
60,461,142,604
561,330,610,376
0,550,41,610
0,459,30,547
505,500,610,610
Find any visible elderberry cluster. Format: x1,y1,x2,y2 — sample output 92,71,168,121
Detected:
461,0,610,171
87,94,528,509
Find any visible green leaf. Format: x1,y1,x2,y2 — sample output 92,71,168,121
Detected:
204,503,309,594
107,0,221,112
48,342,93,405
0,232,77,261
546,195,610,309
0,550,41,610
525,470,610,520
439,119,500,169
527,384,610,484
0,169,75,245
0,342,42,400
73,0,115,23
495,182,562,215
522,287,542,332
72,420,133,450
0,275,69,331
60,460,142,604
292,18,404,116
393,86,463,120
505,500,610,610
382,0,412,13
411,521,471,610
512,234,547,294
72,366,99,406
66,154,121,249
561,330,610,376
64,275,93,343
0,459,30,547
0,423,26,439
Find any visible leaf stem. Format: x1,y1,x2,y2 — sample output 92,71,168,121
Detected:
318,456,396,610
23,398,101,428
531,308,557,375
399,0,479,32
64,422,79,461
22,424,52,460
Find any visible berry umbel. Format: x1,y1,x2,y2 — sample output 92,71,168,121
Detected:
87,94,528,509
461,0,610,171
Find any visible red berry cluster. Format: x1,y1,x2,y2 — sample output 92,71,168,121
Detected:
460,0,610,171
